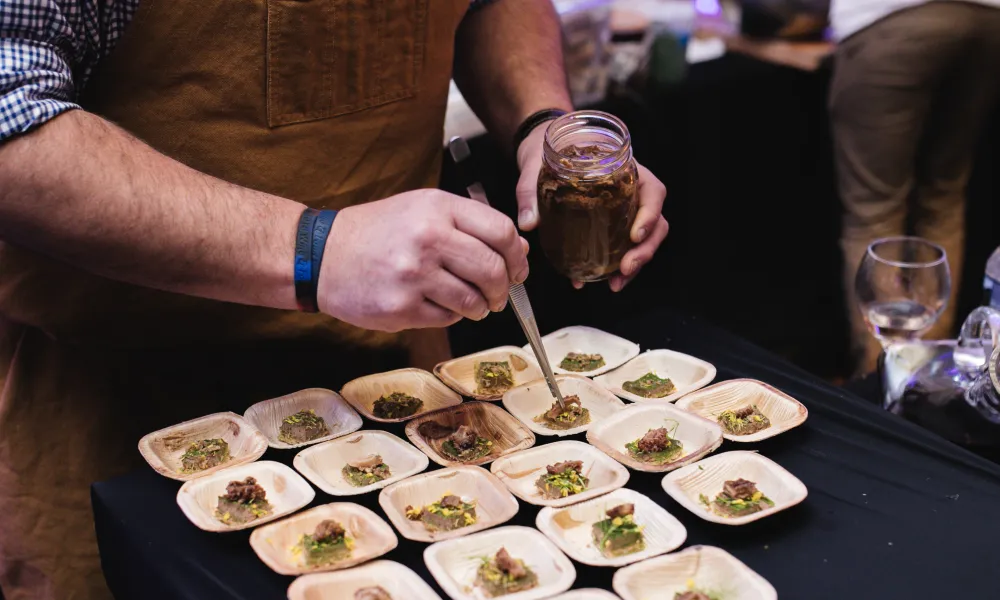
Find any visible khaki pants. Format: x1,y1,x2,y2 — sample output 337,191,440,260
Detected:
830,1,1000,375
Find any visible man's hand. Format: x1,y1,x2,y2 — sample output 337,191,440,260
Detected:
515,124,670,292
318,190,530,332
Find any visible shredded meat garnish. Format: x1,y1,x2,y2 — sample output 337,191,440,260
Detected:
637,427,669,453
546,460,584,474
313,519,345,542
418,421,455,440
223,477,267,503
440,495,463,509
545,395,581,419
605,503,634,519
494,547,526,578
449,424,478,449
347,454,383,469
723,478,758,500
675,592,712,600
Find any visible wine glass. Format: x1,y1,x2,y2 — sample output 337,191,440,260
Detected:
855,236,951,347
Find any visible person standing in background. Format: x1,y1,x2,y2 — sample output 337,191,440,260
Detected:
829,0,1000,374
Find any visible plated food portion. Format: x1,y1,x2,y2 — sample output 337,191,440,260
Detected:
675,379,807,442
250,503,397,576
177,461,314,532
139,412,268,481
243,388,364,449
595,349,717,403
662,451,808,525
587,402,723,473
294,430,429,496
622,372,676,398
537,395,591,430
424,526,575,600
405,402,534,467
216,476,272,526
475,546,539,596
625,425,684,466
535,488,686,567
180,438,230,473
527,326,639,377
341,368,462,423
434,347,543,401
503,375,626,437
287,560,443,600
406,493,479,533
373,392,424,419
490,441,629,508
611,545,777,600
538,460,589,500
379,466,518,542
560,352,606,373
700,478,775,519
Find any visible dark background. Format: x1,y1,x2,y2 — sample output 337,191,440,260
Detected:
443,54,1000,382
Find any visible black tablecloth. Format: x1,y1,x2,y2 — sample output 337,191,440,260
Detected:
92,309,1000,599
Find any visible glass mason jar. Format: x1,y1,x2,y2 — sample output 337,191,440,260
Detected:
536,110,639,282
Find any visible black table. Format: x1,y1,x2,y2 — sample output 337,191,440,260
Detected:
93,309,1000,599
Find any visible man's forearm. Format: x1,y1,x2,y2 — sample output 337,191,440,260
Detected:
453,0,573,152
0,110,301,310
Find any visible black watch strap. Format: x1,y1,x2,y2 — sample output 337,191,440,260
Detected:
513,108,568,152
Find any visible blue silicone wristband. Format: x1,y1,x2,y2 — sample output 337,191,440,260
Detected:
310,209,339,307
294,208,320,312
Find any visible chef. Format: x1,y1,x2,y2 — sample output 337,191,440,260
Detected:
0,0,669,598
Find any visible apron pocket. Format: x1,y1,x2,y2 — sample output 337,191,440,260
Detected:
266,0,429,127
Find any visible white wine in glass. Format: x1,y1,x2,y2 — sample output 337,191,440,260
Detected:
856,237,951,347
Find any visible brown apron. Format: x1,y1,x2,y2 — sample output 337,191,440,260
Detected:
0,0,469,598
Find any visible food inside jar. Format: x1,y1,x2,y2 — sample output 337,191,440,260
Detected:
534,395,591,430
699,478,775,518
475,547,539,597
538,144,638,281
372,392,423,419
440,424,493,462
717,405,772,436
179,438,230,473
591,503,645,558
215,476,271,525
626,426,684,465
622,372,676,398
405,494,477,532
475,361,515,395
535,460,589,499
278,409,331,444
342,454,392,487
559,352,606,372
297,519,353,567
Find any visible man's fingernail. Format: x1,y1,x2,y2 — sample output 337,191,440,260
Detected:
478,308,490,320
514,267,529,284
636,227,647,241
495,298,508,312
518,209,534,227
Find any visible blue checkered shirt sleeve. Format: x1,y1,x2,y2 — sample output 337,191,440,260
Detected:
1,0,494,144
0,1,84,144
